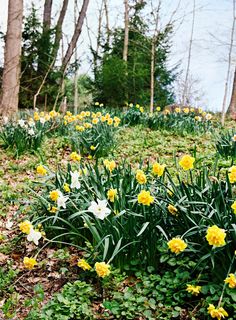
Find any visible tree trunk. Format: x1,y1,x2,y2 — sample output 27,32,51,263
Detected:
150,39,155,113
0,0,23,117
181,0,196,106
104,0,110,48
51,0,69,66
74,0,79,114
123,0,129,62
43,0,53,29
228,67,236,119
94,0,104,78
62,0,90,71
221,0,236,125
38,0,53,74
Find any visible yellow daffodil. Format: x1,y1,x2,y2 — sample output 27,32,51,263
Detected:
207,304,228,320
186,284,201,295
168,237,187,254
23,257,37,270
179,155,195,170
70,152,81,162
167,204,178,216
50,190,60,202
136,169,147,184
36,165,47,176
63,183,70,193
206,225,226,247
137,190,154,206
95,262,111,277
107,189,118,202
152,162,165,177
224,273,236,288
228,166,236,183
77,259,92,271
19,220,32,234
231,201,236,214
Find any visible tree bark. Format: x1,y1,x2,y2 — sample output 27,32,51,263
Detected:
181,0,196,106
74,0,79,114
228,67,236,119
222,0,236,124
38,0,53,74
62,0,90,71
150,39,155,113
94,0,104,77
104,0,110,48
0,0,23,117
51,0,69,66
43,0,53,29
123,0,129,62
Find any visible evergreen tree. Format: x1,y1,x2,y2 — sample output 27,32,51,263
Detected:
94,2,176,108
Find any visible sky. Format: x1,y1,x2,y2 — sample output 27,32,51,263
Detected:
0,0,235,112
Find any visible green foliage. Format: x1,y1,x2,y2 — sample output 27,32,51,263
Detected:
0,119,49,157
216,129,236,160
26,281,94,320
146,110,213,135
94,2,175,107
122,104,146,126
19,6,62,109
0,265,18,296
69,119,119,158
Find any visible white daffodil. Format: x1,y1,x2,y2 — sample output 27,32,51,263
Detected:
28,128,35,136
232,134,236,142
18,119,25,127
40,117,46,125
88,199,111,220
6,219,13,230
27,227,42,245
70,171,81,189
57,191,69,209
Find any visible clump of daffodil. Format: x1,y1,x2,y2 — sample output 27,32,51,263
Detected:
206,225,226,247
224,273,236,288
77,259,92,271
137,190,154,206
136,169,147,184
207,304,228,320
95,262,111,278
23,257,37,270
36,165,47,176
167,204,178,216
186,284,201,296
168,237,187,254
179,155,195,170
152,162,165,177
70,151,81,162
107,189,118,202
